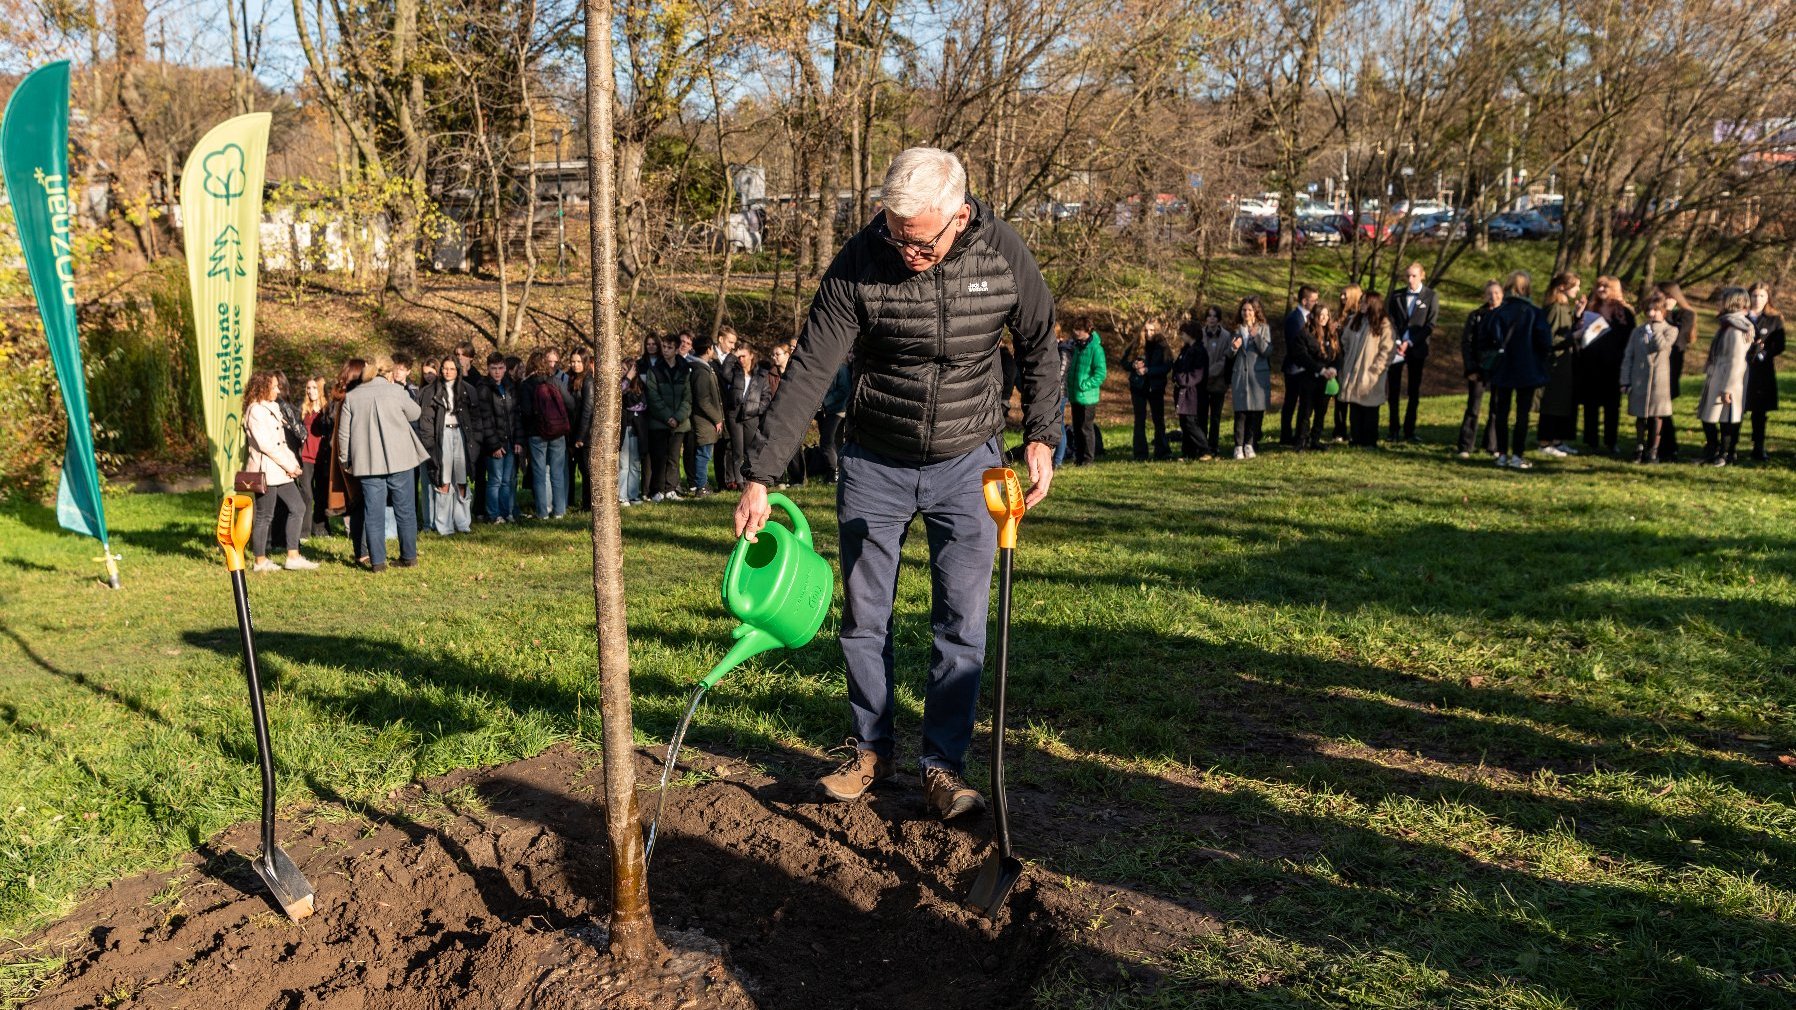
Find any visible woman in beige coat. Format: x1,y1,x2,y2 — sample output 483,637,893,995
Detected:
1618,292,1679,463
1698,287,1754,466
1338,286,1396,446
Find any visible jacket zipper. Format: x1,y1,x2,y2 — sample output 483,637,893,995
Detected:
925,264,946,458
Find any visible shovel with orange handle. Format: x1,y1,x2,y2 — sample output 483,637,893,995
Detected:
965,467,1027,918
217,494,316,921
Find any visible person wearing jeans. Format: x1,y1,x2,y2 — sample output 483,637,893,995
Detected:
520,348,573,517
734,148,1062,822
474,354,521,522
337,364,428,571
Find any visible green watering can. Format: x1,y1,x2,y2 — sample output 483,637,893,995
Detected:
702,493,834,686
647,492,832,861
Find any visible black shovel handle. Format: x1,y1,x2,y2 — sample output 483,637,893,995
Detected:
990,546,1013,860
229,568,279,865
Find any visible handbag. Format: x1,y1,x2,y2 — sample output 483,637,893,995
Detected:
234,469,268,495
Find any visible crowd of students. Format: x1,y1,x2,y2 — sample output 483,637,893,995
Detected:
235,325,848,572
1087,265,1786,469
233,268,1783,573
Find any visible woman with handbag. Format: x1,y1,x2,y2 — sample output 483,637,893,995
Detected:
1338,286,1395,447
241,371,320,572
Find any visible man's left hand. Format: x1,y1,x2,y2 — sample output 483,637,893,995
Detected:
1023,440,1054,509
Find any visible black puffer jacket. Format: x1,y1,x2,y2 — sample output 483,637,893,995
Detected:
744,197,1061,482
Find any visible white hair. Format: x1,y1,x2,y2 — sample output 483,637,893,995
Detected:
881,147,968,220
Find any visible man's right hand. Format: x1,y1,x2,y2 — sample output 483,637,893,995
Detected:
734,481,771,541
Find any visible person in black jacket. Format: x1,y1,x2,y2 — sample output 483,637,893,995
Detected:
566,349,596,510
1456,286,1500,458
1744,282,1785,461
473,353,521,522
1488,272,1554,469
1278,287,1318,444
1171,322,1211,459
1128,320,1173,460
419,356,479,535
1385,263,1438,443
734,147,1061,821
1580,275,1635,454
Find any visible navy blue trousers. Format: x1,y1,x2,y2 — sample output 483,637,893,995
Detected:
836,436,1000,772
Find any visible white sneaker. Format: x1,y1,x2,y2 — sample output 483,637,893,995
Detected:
620,499,634,508
650,493,665,502
1233,446,1245,460
1244,445,1257,459
1494,454,1510,467
1456,450,1471,459
282,556,320,571
1541,445,1567,458
664,491,684,501
1508,454,1533,469
252,558,281,573
1560,444,1581,456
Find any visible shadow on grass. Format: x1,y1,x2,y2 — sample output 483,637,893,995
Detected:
162,622,1796,1007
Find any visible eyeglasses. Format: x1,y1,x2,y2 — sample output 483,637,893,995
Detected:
877,215,956,254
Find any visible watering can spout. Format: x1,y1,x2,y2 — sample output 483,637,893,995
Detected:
700,624,784,688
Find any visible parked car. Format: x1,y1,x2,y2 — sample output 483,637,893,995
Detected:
1484,218,1525,241
1298,214,1343,245
1493,210,1557,239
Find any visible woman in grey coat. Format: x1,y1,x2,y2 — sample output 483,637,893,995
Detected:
1227,296,1273,458
1618,293,1679,463
1698,287,1754,466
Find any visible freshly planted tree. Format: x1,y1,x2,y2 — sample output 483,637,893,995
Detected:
583,0,665,965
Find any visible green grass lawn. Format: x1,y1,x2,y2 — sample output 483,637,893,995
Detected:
3,388,1796,1008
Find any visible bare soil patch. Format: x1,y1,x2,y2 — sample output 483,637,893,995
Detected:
23,743,1207,1008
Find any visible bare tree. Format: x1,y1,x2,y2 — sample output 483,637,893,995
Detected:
583,0,663,968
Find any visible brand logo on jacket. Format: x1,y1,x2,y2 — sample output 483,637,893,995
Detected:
967,281,989,294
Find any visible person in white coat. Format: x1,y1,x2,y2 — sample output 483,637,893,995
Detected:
243,371,320,573
1698,287,1754,466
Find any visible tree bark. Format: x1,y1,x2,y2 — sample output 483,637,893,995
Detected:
584,0,663,966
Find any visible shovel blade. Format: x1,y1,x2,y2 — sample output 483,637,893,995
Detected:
964,851,1025,918
255,846,317,921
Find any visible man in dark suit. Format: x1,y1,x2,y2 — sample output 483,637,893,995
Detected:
1385,262,1438,442
1278,285,1319,444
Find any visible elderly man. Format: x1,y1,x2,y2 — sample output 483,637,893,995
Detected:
734,147,1062,820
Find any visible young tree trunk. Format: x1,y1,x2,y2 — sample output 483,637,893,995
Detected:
584,0,662,964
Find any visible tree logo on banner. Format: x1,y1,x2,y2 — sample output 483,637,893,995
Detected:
202,144,247,203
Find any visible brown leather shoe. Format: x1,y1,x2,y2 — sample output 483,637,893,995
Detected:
818,742,895,802
924,766,987,820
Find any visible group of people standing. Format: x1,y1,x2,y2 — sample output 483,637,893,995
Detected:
619,326,852,505
1086,264,1784,469
237,342,606,573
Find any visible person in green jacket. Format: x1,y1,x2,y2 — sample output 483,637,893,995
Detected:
641,339,693,501
1066,328,1107,464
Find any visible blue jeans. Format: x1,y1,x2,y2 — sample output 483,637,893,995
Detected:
693,443,715,492
486,450,518,520
837,435,1001,772
358,471,418,567
528,435,568,516
618,430,642,502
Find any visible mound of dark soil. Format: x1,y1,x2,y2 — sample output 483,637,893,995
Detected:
22,743,1204,1008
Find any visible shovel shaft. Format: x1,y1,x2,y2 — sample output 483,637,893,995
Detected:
230,569,279,863
991,546,1013,859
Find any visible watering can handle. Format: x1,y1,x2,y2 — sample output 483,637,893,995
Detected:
766,492,811,546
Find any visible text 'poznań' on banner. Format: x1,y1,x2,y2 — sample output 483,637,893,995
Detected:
1,60,118,587
180,113,272,495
